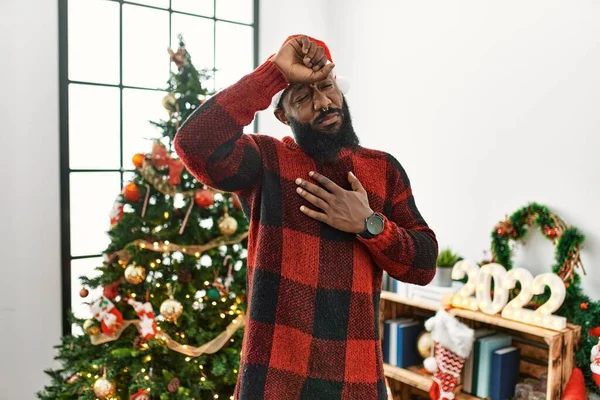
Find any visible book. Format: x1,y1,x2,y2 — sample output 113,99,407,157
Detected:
474,334,513,398
490,346,520,400
383,318,411,365
396,319,423,367
462,328,495,393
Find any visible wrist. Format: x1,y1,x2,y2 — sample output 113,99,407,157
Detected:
355,208,374,234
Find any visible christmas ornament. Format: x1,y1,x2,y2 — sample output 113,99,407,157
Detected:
160,298,183,322
208,288,220,301
167,377,180,393
194,189,214,208
109,197,124,226
79,287,89,298
130,389,150,400
128,299,157,340
168,47,186,70
562,367,586,399
132,336,147,350
83,319,101,336
545,226,557,238
93,376,115,398
132,153,146,168
162,92,177,113
124,264,146,285
417,332,434,359
123,182,141,202
152,142,170,169
581,302,589,310
219,214,238,236
103,280,120,301
169,158,185,185
424,309,474,400
91,296,123,335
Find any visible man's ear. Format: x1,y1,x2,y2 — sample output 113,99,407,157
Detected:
274,108,290,125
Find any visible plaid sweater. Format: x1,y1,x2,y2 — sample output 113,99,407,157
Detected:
174,61,438,400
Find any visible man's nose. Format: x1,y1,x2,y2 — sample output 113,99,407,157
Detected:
312,89,332,111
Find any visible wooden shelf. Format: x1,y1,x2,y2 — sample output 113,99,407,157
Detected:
383,363,481,400
380,290,566,340
380,290,581,399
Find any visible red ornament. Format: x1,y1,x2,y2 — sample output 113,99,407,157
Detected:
232,194,242,210
168,159,185,185
152,142,170,169
194,189,214,208
123,183,141,202
545,227,557,238
497,228,506,236
103,280,120,301
79,288,89,298
590,326,600,337
130,389,150,400
132,153,145,168
580,302,589,310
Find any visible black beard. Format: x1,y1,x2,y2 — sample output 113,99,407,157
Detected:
289,98,360,164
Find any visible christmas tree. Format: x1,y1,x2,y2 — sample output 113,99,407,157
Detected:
38,36,249,400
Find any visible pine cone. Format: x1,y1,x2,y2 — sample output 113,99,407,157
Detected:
167,377,180,393
178,267,192,284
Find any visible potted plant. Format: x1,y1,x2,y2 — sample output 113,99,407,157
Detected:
435,248,460,287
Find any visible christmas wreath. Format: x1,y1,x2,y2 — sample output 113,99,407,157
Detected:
490,203,600,395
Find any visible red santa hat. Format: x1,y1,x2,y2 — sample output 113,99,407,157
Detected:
271,34,350,109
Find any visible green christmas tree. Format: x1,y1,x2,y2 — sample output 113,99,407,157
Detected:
38,36,249,400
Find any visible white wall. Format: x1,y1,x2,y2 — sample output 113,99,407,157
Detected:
260,1,600,300
0,1,62,399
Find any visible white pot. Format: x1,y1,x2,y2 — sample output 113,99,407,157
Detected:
435,267,453,287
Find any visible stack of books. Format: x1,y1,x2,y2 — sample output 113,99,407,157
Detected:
461,329,521,400
383,272,464,307
382,318,423,368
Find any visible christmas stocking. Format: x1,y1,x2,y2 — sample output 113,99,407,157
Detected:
128,298,157,340
591,337,600,388
423,309,474,400
91,295,123,335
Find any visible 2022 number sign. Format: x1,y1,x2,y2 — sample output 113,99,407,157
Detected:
451,260,566,330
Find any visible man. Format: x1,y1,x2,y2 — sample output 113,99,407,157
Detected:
174,34,438,400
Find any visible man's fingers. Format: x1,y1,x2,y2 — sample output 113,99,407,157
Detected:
296,178,333,201
296,187,329,211
348,171,366,193
300,205,328,223
301,35,310,54
308,171,342,194
311,48,325,71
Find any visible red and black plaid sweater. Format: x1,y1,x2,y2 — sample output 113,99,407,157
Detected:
174,60,438,400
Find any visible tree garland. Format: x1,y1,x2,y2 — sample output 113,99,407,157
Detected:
490,202,599,395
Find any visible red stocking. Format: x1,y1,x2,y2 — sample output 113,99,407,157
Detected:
429,343,466,400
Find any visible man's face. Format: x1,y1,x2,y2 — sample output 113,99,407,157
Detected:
279,76,344,134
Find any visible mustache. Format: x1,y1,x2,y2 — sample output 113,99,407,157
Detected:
315,107,342,124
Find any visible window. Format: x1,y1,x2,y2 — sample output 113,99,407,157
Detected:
59,0,258,334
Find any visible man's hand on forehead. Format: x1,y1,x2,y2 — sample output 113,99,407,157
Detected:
273,35,335,84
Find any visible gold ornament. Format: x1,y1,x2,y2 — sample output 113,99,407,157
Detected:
93,377,115,398
83,319,101,336
417,332,434,359
162,92,177,113
160,298,183,322
219,214,238,236
124,264,146,285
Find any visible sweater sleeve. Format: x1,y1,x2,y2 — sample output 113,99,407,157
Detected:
174,61,288,192
357,155,438,286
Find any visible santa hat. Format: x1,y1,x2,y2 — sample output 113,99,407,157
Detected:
271,34,350,109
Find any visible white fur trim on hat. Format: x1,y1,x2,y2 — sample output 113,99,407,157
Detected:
271,70,350,109
425,309,475,359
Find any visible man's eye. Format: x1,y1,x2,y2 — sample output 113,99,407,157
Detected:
295,95,308,103
323,84,333,89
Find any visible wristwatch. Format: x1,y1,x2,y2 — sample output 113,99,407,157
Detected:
358,212,385,239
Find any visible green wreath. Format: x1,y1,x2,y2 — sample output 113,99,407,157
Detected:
490,202,599,395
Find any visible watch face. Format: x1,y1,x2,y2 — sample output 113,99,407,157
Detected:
367,214,384,234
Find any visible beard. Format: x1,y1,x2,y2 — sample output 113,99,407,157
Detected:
289,97,360,164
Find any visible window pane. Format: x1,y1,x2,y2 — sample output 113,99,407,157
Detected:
70,172,121,257
172,0,214,17
70,257,103,320
171,14,215,72
215,22,253,89
123,88,166,168
127,0,169,8
123,5,170,88
69,84,121,169
216,0,253,24
68,0,120,84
